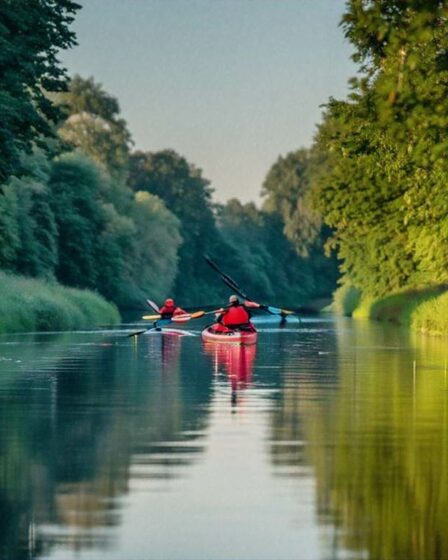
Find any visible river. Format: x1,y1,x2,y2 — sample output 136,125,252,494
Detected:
0,315,447,560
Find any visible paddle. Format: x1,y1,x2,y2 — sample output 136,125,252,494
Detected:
204,255,297,317
204,255,249,300
142,314,161,321
146,299,161,313
170,309,224,322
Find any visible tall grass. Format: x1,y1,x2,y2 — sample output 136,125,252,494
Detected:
0,272,120,334
411,291,448,336
351,285,448,336
332,283,362,316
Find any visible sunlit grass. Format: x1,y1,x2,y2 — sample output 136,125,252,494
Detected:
351,285,448,336
411,291,448,335
0,272,120,334
332,283,362,316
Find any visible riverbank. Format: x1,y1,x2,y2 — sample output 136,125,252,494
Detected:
0,272,120,334
333,283,448,336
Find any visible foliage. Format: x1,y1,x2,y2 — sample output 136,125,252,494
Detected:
9,150,58,278
312,1,448,298
411,291,448,336
262,148,321,256
49,153,106,289
0,150,58,277
352,285,446,328
261,149,339,298
56,75,133,180
0,270,119,334
128,149,214,223
217,199,315,306
0,181,20,268
120,191,182,307
332,282,362,316
128,149,226,304
0,0,80,182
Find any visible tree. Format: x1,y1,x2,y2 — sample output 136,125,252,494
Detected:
217,199,318,306
128,150,222,304
262,149,321,257
0,150,58,278
49,154,105,289
11,150,58,278
0,184,20,269
0,0,80,182
261,149,339,299
312,0,448,297
56,76,133,181
126,192,182,306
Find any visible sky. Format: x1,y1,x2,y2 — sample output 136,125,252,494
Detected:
61,0,356,204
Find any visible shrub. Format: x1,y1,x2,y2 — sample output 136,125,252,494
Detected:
0,271,120,334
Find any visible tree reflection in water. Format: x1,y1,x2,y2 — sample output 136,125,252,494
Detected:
0,332,212,559
269,319,448,560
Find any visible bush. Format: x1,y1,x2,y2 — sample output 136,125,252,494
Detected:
332,283,362,316
0,271,120,334
411,291,448,336
351,285,448,335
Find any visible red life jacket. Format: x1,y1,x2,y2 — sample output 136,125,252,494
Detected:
221,305,250,326
159,304,176,317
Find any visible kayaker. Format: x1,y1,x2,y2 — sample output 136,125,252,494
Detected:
159,298,186,320
215,295,255,331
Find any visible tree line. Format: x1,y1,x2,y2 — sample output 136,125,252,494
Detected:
0,0,337,309
310,0,448,301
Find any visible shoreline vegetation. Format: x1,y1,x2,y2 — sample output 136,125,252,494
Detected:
0,272,120,334
332,283,448,337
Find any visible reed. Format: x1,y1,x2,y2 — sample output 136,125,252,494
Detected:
0,272,120,334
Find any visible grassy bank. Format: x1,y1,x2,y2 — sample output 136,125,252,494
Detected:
0,272,120,334
340,285,448,336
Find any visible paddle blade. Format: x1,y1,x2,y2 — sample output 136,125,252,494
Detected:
146,298,160,313
142,314,161,321
171,311,206,323
265,306,295,316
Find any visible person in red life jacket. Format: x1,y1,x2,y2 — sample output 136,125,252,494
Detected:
158,298,186,320
214,295,256,332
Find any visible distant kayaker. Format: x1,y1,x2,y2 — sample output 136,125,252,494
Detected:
159,298,186,320
216,295,255,331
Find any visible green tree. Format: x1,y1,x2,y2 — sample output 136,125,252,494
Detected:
49,153,105,289
126,191,182,306
0,150,58,278
128,150,223,304
262,148,321,257
217,199,316,306
56,76,133,181
0,184,20,269
11,151,58,278
312,0,448,297
0,0,80,182
261,149,339,299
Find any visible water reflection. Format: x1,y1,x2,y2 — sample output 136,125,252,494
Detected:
269,318,448,560
0,332,212,559
0,319,447,559
203,342,256,407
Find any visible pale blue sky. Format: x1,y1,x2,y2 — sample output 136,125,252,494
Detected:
61,0,356,203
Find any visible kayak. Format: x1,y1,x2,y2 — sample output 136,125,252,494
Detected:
201,325,257,345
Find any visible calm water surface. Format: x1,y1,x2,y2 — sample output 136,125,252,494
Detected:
0,316,447,560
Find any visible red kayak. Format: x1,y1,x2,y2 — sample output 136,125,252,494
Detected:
201,324,257,345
